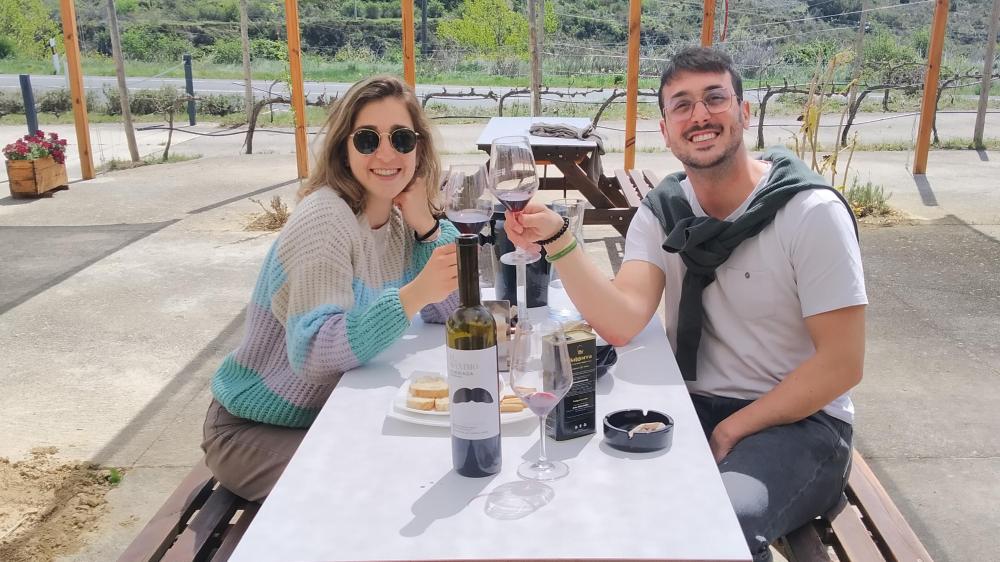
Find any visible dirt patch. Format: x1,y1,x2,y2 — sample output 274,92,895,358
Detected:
0,447,118,562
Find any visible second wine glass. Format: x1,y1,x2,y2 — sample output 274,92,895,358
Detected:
508,320,574,481
489,135,541,266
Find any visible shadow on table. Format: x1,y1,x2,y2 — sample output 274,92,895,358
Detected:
400,469,497,536
483,480,554,520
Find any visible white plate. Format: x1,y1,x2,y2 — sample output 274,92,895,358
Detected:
389,380,535,427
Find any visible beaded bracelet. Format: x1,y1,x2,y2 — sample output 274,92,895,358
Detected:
545,237,578,263
535,217,570,246
415,220,440,242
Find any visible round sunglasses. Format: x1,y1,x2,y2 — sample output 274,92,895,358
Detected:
349,127,420,155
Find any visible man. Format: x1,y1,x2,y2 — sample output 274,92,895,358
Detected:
505,47,866,561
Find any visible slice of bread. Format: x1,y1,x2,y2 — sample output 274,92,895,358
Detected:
410,376,448,398
406,395,436,411
434,397,449,412
500,401,525,413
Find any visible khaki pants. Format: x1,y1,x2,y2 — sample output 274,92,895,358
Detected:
201,400,306,502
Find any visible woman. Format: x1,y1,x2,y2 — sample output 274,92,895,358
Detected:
202,76,460,501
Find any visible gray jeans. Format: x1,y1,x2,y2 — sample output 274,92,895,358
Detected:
201,400,306,502
690,394,853,562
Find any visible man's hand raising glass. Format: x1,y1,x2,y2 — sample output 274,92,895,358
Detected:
502,202,562,251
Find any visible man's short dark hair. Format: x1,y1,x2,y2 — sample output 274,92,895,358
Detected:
658,47,743,115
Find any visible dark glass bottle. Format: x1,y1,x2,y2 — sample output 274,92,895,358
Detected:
446,234,501,477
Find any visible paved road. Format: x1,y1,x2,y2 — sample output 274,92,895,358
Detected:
13,73,993,109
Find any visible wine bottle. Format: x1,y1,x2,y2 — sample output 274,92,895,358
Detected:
446,234,501,477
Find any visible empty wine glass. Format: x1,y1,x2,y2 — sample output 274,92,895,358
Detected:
444,164,494,236
508,320,574,481
548,198,586,290
489,135,541,266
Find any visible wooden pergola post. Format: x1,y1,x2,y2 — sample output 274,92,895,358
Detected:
624,0,641,170
402,0,416,87
913,0,950,174
59,0,94,180
701,0,716,46
284,0,309,179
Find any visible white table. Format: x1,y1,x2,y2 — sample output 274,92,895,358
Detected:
475,116,599,151
230,292,750,562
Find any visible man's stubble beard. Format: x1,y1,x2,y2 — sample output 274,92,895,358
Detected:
675,114,745,171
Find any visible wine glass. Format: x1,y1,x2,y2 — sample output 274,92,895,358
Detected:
444,164,494,236
508,320,574,481
489,135,541,266
548,198,586,290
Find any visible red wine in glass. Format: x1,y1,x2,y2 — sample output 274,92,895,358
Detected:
497,192,532,213
522,391,561,416
446,209,491,235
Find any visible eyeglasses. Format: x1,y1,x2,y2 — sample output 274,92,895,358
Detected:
349,127,420,155
664,89,738,122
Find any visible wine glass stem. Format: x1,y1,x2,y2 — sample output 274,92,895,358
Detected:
515,261,528,326
537,416,548,464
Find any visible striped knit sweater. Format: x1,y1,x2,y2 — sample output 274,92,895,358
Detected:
211,187,460,428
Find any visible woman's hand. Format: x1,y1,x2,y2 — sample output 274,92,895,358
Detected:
399,244,458,317
393,176,436,236
502,202,564,250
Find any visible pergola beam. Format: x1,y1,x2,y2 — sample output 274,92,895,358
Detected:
625,0,642,170
59,0,94,179
284,0,308,179
913,0,950,174
701,0,716,46
402,0,416,87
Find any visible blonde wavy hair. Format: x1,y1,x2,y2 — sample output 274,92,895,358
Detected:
298,75,442,216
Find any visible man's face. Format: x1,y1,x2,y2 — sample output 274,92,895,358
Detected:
658,70,751,171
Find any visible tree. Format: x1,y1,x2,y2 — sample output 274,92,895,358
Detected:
438,0,529,75
0,0,60,59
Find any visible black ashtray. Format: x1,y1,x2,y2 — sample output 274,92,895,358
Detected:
595,345,618,378
603,409,674,453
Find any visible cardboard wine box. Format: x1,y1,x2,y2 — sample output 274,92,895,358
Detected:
543,326,596,441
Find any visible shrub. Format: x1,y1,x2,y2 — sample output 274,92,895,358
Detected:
199,93,242,116
104,86,182,115
37,89,73,114
845,178,892,218
116,0,138,15
210,38,244,65
0,36,15,59
0,91,24,115
251,39,287,61
120,26,192,62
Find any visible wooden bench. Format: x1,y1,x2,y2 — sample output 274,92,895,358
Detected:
776,449,934,561
577,168,660,236
117,459,258,562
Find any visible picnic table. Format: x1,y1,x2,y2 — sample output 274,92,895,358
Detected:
475,117,655,236
228,289,751,562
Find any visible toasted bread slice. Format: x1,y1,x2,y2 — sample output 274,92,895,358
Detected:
406,395,436,411
500,401,525,413
410,375,448,398
434,397,450,412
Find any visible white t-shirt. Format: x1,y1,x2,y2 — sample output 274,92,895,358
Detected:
623,169,867,424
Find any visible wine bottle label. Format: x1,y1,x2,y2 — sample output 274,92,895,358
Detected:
447,346,500,440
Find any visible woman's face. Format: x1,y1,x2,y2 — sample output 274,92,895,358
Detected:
347,97,419,206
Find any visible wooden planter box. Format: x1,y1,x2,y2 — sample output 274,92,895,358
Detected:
6,156,69,197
